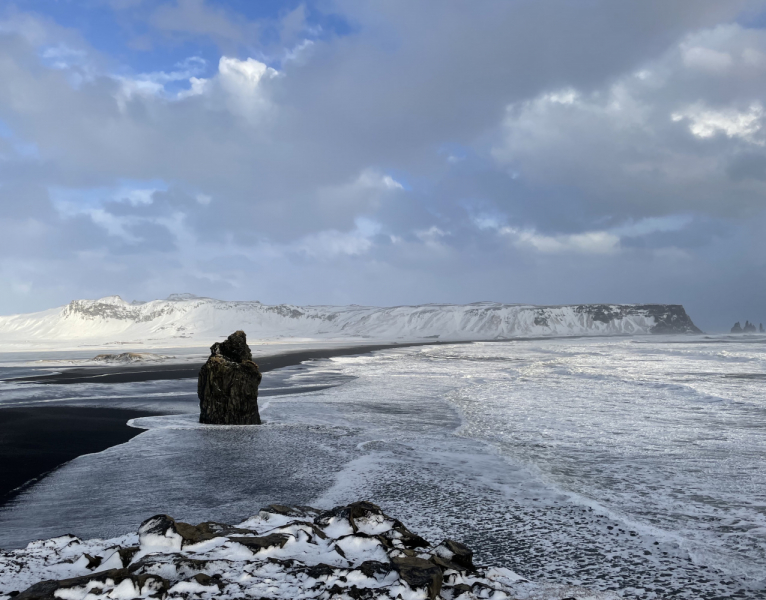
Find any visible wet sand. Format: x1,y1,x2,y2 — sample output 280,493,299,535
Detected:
0,407,157,504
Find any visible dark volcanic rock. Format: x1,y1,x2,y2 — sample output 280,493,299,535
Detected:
198,330,262,425
391,556,443,599
574,304,702,334
743,320,757,333
212,330,253,362
433,539,475,572
731,321,743,333
11,501,552,600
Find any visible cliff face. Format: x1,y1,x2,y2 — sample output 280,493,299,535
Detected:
613,304,701,334
0,296,703,349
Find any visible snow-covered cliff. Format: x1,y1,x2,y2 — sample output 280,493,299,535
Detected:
0,294,701,350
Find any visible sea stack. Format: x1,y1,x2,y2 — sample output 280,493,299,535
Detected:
198,330,262,424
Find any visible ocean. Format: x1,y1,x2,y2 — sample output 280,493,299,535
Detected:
0,336,763,599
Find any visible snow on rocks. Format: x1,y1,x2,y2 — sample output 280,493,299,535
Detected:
0,501,615,600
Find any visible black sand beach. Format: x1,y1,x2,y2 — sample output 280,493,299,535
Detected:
11,343,426,385
0,407,157,503
0,342,434,508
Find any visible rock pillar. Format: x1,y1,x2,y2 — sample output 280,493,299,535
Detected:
198,330,262,424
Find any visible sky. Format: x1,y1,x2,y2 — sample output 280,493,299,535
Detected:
0,0,765,331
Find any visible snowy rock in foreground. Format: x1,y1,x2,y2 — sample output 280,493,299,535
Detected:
1,502,615,600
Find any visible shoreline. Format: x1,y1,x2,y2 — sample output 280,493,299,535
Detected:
0,407,159,506
6,341,443,385
0,342,442,510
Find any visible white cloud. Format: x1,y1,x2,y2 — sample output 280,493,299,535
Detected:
381,175,404,190
292,218,381,258
671,103,764,143
416,226,448,242
119,188,156,206
218,57,277,93
612,215,693,237
499,227,620,255
49,183,168,241
353,169,404,191
115,57,207,105
217,56,278,120
491,23,766,221
314,169,406,218
177,76,209,99
284,39,315,64
682,46,733,71
40,44,87,70
544,89,578,105
477,212,692,256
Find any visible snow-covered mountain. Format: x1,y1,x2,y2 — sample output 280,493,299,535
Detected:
0,294,701,350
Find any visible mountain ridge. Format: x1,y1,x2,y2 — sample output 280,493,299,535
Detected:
0,295,702,350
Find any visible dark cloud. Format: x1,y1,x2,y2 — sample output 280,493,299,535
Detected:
727,152,766,181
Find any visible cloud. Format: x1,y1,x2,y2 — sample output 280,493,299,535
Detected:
290,218,382,259
504,228,621,255
671,102,764,143
0,1,764,329
492,23,766,220
217,56,278,119
681,45,733,71
149,0,249,45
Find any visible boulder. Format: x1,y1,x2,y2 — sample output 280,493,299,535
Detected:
391,556,443,599
198,331,262,424
433,539,475,571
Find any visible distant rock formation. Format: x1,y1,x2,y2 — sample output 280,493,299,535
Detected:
198,330,262,424
731,321,759,334
91,352,170,363
761,323,764,333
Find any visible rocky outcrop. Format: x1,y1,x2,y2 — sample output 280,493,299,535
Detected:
197,331,262,425
761,323,764,333
571,304,701,334
731,321,760,334
5,501,595,600
91,352,170,363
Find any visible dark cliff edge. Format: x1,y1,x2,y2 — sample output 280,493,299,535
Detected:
574,304,702,334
